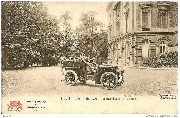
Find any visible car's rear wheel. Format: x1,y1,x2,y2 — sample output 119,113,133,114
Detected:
100,72,118,90
65,70,77,86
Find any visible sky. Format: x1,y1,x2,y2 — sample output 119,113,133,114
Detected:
43,2,109,29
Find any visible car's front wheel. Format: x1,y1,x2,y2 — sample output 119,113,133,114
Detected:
100,72,118,90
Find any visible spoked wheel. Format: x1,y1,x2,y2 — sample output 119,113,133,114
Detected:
65,71,77,86
100,72,118,90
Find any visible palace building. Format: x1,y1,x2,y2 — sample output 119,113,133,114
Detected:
106,1,178,66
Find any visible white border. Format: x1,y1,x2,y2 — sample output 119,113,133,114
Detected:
0,0,179,118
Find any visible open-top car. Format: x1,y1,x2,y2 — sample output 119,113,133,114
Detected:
62,58,124,90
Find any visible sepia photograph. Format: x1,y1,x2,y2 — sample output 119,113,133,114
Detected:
1,0,178,115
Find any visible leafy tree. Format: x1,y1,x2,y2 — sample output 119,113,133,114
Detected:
59,11,77,57
75,11,108,64
2,1,61,68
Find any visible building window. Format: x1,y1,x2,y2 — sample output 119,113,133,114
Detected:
159,41,166,53
158,10,168,28
142,11,148,28
141,7,151,31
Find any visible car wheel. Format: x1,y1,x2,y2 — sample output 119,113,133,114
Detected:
100,72,118,90
64,70,77,86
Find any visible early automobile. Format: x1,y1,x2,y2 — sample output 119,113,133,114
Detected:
62,58,124,90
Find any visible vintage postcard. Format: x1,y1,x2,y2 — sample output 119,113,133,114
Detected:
1,1,178,116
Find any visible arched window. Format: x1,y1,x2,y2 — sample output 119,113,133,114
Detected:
159,41,166,53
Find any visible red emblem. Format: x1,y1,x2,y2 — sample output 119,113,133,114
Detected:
8,101,22,112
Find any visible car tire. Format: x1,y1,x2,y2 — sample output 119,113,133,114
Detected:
100,72,118,90
64,70,78,86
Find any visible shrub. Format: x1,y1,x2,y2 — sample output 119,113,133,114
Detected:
142,51,178,68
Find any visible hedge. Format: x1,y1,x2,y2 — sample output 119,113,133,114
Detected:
142,51,178,68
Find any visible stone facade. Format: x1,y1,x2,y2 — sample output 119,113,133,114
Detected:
106,1,178,66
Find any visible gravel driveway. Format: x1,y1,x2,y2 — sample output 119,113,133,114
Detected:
1,66,178,114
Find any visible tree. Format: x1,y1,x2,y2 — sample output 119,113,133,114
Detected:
59,11,77,57
2,1,61,68
75,11,108,64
